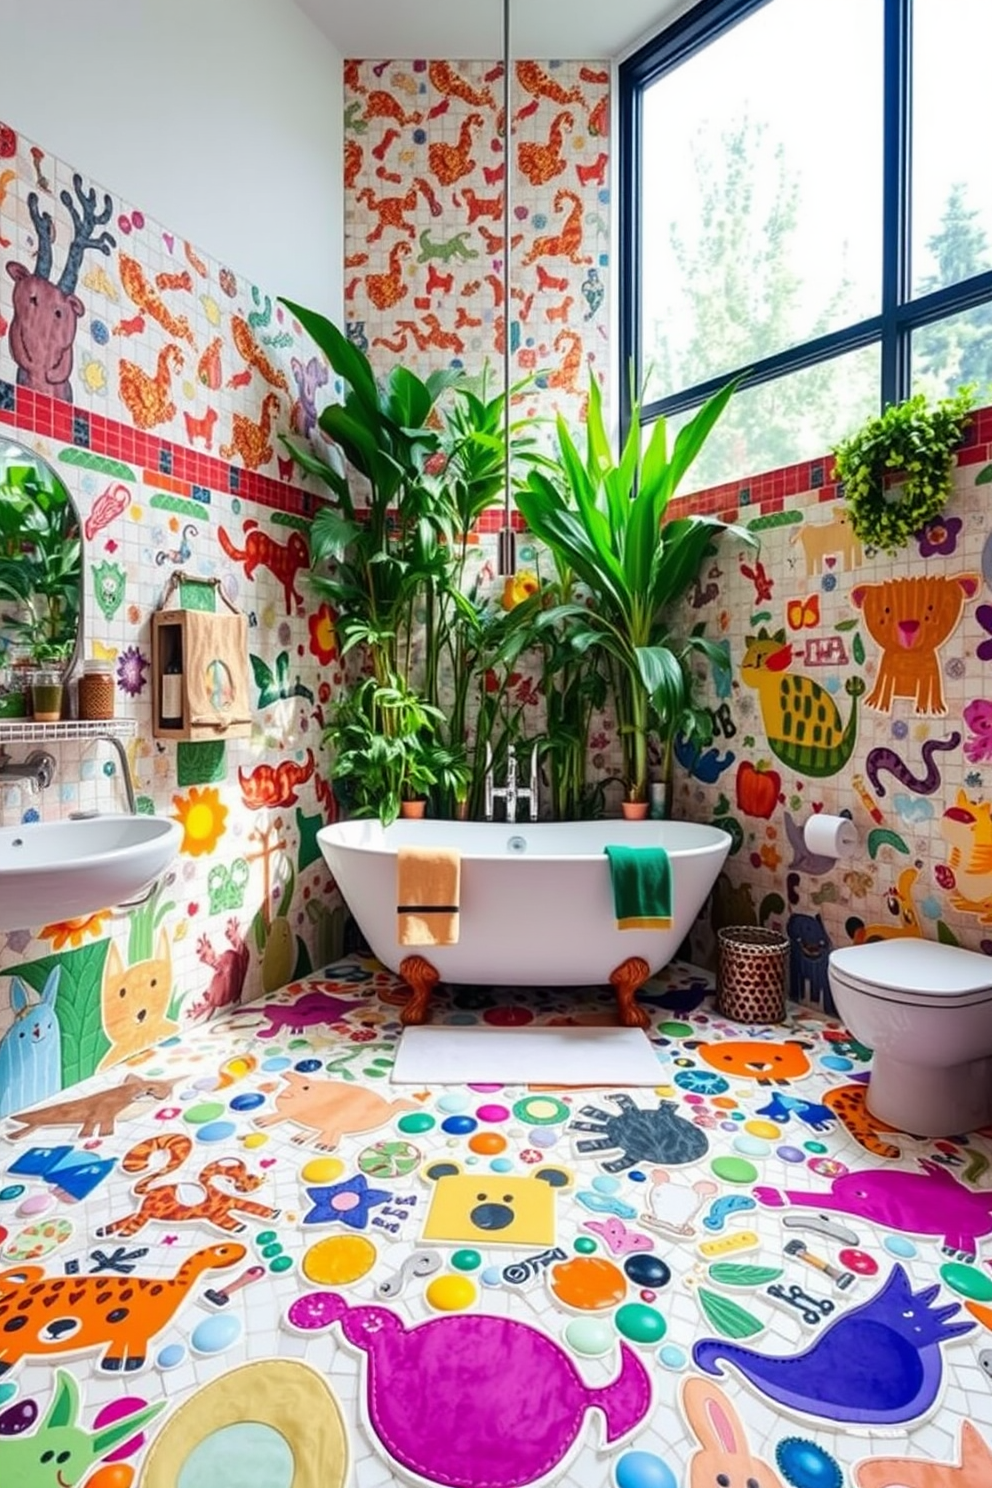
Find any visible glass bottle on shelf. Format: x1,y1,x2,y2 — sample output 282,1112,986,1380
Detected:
160,631,184,729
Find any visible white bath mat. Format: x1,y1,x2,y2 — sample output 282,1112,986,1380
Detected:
390,1024,661,1087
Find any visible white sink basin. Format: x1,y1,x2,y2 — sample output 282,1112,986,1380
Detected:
0,816,182,930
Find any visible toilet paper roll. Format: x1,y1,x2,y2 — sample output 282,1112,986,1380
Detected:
803,813,859,860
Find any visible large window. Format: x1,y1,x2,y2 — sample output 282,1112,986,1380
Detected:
620,0,992,488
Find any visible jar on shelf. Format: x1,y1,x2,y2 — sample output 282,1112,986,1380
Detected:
31,669,64,723
79,659,115,721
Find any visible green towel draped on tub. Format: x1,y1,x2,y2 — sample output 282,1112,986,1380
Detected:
604,845,672,930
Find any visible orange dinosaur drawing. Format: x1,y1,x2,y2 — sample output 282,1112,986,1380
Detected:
118,345,183,430
254,1069,416,1150
239,751,316,809
428,60,495,108
852,572,981,715
516,60,584,106
219,392,282,472
519,110,574,187
230,315,290,391
522,189,588,265
366,241,412,311
548,329,584,393
218,519,309,611
119,254,195,344
97,1132,279,1238
698,1039,812,1086
429,112,485,186
0,1244,245,1374
364,89,422,126
357,179,438,242
183,407,218,450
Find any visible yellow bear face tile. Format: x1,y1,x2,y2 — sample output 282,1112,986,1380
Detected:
420,1160,572,1248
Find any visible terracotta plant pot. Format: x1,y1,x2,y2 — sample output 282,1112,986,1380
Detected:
399,799,427,819
621,801,650,820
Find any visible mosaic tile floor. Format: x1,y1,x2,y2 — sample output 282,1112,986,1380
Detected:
3,956,992,1488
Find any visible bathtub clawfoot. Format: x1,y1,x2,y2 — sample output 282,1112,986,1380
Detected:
609,956,652,1030
399,955,441,1025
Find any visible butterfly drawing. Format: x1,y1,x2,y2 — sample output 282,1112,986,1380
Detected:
786,595,820,630
250,650,315,707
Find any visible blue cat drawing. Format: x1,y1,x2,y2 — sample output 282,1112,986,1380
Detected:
0,967,63,1118
693,1263,972,1425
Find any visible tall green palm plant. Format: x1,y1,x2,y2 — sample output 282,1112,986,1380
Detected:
517,375,756,804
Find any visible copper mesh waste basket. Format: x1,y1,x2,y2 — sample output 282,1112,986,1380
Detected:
716,925,790,1023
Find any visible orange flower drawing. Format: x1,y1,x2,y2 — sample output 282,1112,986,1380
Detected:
39,908,112,950
172,785,228,856
308,603,338,665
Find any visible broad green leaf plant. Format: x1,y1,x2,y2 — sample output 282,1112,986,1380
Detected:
517,375,755,804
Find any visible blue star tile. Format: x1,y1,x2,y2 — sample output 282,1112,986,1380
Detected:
303,1173,391,1229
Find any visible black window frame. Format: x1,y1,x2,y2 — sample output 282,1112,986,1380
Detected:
618,0,992,445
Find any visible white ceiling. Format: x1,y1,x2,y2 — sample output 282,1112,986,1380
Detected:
293,0,688,61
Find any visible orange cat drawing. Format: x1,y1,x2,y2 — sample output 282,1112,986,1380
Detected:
852,573,980,715
99,929,178,1069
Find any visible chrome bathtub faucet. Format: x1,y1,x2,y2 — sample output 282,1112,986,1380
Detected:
484,742,538,823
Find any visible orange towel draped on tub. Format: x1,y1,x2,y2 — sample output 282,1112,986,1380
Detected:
396,846,461,946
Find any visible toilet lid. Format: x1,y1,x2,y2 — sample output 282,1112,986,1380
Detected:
830,940,992,1007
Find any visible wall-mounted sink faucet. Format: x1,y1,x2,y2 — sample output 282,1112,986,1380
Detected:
0,748,56,793
484,742,538,824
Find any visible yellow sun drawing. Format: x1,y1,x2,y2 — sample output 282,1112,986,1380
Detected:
172,785,228,856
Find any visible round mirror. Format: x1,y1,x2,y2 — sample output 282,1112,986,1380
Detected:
0,437,82,713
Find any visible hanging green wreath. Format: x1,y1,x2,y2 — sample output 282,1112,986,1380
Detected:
832,387,974,554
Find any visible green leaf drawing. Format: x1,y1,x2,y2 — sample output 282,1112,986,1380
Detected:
697,1286,764,1339
834,618,858,631
708,1263,783,1287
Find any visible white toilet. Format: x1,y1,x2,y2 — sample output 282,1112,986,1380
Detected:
828,939,992,1138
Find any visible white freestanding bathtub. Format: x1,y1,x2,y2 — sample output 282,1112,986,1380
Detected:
317,818,731,1024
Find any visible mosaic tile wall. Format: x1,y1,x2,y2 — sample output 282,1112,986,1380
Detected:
669,421,992,998
0,119,345,1110
344,58,611,444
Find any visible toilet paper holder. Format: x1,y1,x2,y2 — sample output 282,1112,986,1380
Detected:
803,813,859,860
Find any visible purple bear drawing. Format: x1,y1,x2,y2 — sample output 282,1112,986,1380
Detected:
287,1291,651,1488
